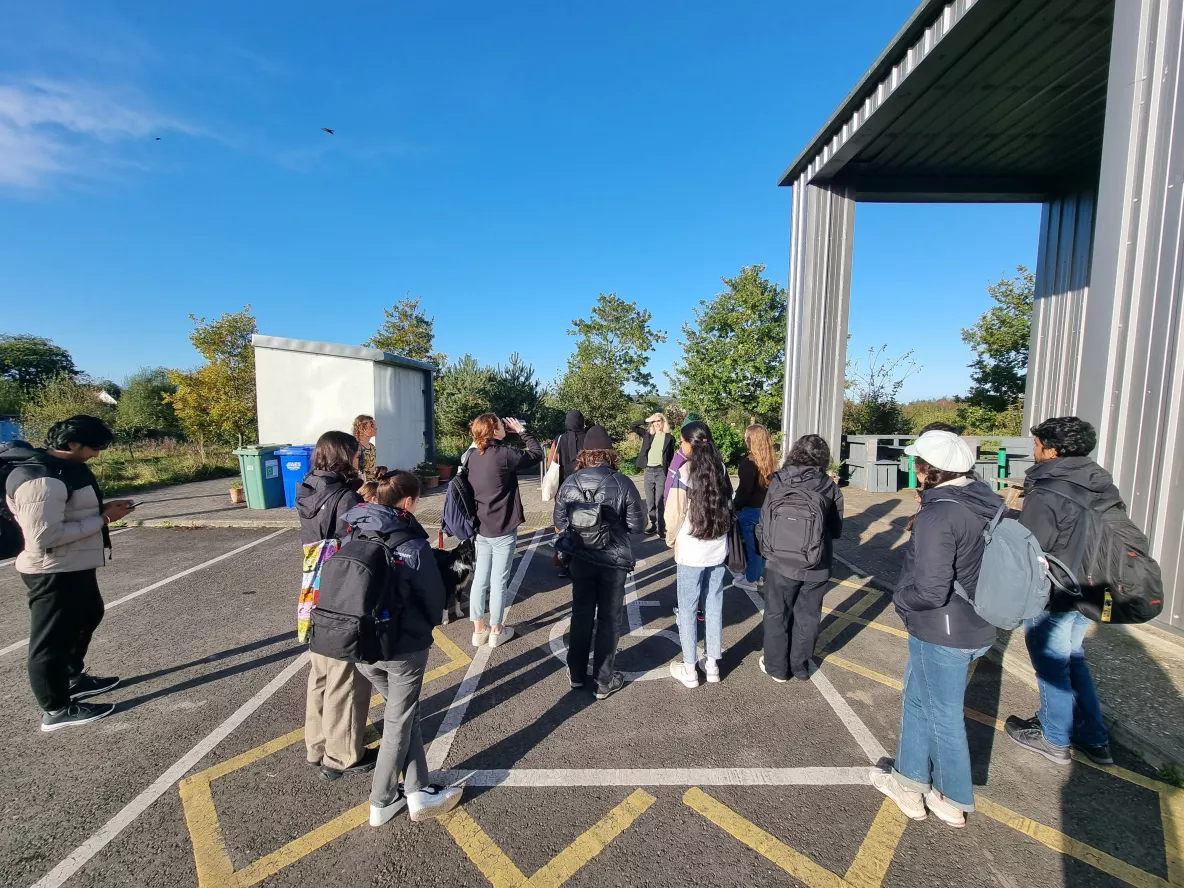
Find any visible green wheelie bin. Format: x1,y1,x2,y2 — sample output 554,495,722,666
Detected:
232,444,288,509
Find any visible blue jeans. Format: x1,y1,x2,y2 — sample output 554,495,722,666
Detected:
893,634,989,811
676,564,726,665
737,507,765,583
1024,609,1109,748
471,531,517,626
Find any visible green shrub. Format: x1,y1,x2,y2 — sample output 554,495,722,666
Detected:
709,422,748,468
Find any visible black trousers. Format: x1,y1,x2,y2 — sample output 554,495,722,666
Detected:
22,569,105,711
643,466,665,533
568,559,627,691
762,569,828,680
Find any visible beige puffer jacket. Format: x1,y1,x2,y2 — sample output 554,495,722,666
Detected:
8,476,106,574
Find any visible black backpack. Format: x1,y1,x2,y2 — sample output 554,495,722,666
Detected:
442,449,478,541
764,478,829,570
1032,479,1163,624
566,474,610,550
309,530,415,663
0,441,36,559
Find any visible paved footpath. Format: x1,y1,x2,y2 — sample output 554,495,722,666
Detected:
1,524,1181,888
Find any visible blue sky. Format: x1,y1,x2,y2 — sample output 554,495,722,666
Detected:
0,1,1039,402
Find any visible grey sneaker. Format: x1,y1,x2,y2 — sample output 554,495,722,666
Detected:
69,673,120,701
1005,715,1071,765
594,673,626,700
41,702,115,732
1073,740,1115,766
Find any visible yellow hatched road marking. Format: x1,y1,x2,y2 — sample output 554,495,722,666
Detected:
441,789,656,888
1161,788,1184,886
235,804,369,887
844,799,909,888
816,592,882,650
820,606,910,640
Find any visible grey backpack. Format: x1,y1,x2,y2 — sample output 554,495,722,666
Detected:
933,499,1051,630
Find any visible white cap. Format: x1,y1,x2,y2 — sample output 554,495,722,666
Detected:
904,430,975,473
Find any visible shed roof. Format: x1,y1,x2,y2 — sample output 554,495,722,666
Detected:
251,334,436,373
780,0,1114,201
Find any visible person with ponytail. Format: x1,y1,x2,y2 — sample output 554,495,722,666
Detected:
664,421,734,687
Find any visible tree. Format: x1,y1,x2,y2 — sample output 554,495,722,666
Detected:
962,266,1034,412
669,265,787,428
117,367,179,433
0,378,26,415
0,334,77,390
553,360,633,440
568,293,666,393
842,343,918,435
489,353,545,426
366,296,445,367
434,355,495,444
20,375,115,444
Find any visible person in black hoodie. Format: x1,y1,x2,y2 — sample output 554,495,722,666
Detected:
1004,417,1114,767
295,431,373,780
871,430,999,829
553,425,646,700
549,411,588,578
754,434,843,682
346,471,463,826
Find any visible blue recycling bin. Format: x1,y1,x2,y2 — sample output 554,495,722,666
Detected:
275,445,315,508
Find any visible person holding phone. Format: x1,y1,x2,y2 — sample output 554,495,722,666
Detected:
466,413,544,647
1,415,135,732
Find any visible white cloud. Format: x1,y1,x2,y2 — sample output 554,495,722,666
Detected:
0,78,194,188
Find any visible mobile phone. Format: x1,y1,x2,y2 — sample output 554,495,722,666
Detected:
128,499,145,508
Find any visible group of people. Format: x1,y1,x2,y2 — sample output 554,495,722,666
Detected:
0,406,1128,837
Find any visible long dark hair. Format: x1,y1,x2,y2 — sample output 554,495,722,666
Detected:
914,456,973,490
682,421,732,539
313,431,360,480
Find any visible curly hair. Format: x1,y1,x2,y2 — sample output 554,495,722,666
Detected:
576,448,620,470
471,413,500,455
786,434,830,469
681,421,732,539
1031,416,1096,458
351,415,375,441
744,425,777,484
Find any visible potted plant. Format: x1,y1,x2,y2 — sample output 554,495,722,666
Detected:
229,481,246,504
827,460,845,485
436,456,457,480
415,461,441,489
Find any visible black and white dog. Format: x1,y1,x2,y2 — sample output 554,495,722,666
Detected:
433,538,475,624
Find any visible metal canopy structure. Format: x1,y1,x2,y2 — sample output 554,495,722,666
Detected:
780,0,1184,627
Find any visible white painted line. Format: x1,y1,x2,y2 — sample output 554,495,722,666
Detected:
29,650,311,888
0,529,289,659
436,766,871,787
0,528,131,569
809,666,888,763
426,528,544,771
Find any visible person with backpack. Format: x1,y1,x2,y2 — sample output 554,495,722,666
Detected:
296,431,374,781
553,425,646,700
754,434,843,682
319,470,461,826
0,438,35,559
629,412,674,537
871,430,1000,828
466,413,544,648
1004,417,1121,767
548,411,587,578
3,416,135,731
733,424,779,593
665,421,733,688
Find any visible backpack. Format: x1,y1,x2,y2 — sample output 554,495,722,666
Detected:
764,481,829,570
1,441,41,559
309,530,415,663
933,499,1051,630
1032,479,1164,624
442,449,478,541
296,486,356,643
566,474,610,550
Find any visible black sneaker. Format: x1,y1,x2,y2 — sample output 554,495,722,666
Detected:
570,674,586,689
645,525,656,536
69,673,120,701
594,673,626,700
1005,715,1071,765
557,567,570,579
319,747,380,781
1073,740,1115,766
41,702,115,732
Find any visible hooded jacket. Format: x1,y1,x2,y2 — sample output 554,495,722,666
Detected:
3,443,110,574
553,464,646,570
893,477,1000,649
555,411,587,482
754,464,844,581
295,471,362,545
341,503,446,655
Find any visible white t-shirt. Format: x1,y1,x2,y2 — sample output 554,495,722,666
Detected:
674,464,729,567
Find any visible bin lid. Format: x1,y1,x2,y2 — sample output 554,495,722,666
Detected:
274,445,315,456
232,444,288,456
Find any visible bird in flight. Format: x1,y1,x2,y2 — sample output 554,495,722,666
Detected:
321,127,335,135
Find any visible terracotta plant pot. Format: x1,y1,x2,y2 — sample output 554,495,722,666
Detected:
421,475,440,489
437,465,454,480
229,487,246,504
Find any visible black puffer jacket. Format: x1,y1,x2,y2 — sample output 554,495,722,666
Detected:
893,477,1000,649
342,503,445,655
553,465,646,570
754,465,844,581
295,471,362,545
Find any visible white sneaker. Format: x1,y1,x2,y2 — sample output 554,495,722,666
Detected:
697,657,721,683
669,662,699,688
870,768,927,821
369,794,408,827
733,577,758,592
471,627,490,647
759,656,788,683
488,626,515,647
408,784,463,822
924,791,966,828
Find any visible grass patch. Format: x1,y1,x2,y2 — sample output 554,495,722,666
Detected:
1157,764,1184,788
91,442,239,497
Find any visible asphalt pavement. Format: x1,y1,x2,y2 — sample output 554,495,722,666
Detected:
0,525,1179,888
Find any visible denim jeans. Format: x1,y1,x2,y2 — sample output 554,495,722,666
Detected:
737,507,764,583
1024,609,1109,748
676,563,726,665
893,634,989,811
472,531,518,626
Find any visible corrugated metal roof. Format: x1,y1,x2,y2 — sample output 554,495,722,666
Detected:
251,334,436,373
